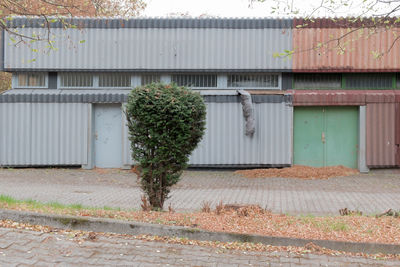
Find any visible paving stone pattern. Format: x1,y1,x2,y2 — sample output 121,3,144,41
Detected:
0,168,399,215
0,227,398,266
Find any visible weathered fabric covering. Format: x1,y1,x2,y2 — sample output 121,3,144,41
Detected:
237,90,255,137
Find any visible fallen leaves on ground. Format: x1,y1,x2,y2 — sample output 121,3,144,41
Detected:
1,202,399,246
0,219,398,261
235,165,359,179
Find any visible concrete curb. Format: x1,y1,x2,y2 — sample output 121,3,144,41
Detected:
0,209,399,255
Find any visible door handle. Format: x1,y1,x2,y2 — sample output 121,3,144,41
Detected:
322,132,326,144
95,131,98,140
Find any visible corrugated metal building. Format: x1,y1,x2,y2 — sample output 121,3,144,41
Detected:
0,18,294,169
1,17,400,171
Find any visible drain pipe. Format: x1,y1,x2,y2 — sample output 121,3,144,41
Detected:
237,90,255,137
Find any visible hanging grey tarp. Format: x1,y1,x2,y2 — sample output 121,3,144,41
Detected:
237,90,255,136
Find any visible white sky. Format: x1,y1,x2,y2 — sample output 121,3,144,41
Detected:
142,0,278,17
141,0,398,18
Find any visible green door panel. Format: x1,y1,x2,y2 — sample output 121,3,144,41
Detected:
325,107,359,169
293,107,324,167
294,106,359,169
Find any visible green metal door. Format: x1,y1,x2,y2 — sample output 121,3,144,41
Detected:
294,107,358,168
325,107,358,168
293,107,325,166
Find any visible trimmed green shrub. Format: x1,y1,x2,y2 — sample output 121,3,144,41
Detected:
126,83,206,210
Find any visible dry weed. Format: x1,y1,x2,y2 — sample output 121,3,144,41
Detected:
215,200,224,215
140,195,151,212
201,201,211,213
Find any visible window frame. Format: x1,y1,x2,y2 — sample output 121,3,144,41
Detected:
226,73,281,90
141,74,162,86
98,72,132,88
171,74,218,89
58,72,95,89
343,73,394,90
293,73,342,90
13,72,48,89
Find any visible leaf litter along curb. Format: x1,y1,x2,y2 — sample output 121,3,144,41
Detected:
0,219,398,262
0,196,399,246
235,165,359,179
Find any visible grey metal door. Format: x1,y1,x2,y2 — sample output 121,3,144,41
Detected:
94,104,122,168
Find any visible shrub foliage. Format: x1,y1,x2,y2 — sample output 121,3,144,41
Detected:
126,83,206,209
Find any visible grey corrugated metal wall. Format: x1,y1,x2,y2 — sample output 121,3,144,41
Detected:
0,103,89,166
0,29,4,71
4,28,292,71
122,102,292,167
122,107,134,166
0,103,32,165
189,102,292,166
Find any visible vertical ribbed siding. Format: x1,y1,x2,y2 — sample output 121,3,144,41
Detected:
121,101,292,167
189,102,292,166
366,103,397,167
4,28,292,71
293,28,400,71
0,103,89,166
0,29,4,70
122,108,135,166
0,103,32,165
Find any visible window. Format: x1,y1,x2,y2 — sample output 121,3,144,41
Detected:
60,73,93,87
141,74,161,85
99,73,131,87
17,73,46,87
346,73,393,89
396,73,400,88
294,74,341,89
227,74,279,88
172,74,217,88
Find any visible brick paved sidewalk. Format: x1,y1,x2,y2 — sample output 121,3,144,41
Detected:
0,227,398,266
0,168,399,215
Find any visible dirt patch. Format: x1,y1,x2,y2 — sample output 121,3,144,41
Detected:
235,165,359,179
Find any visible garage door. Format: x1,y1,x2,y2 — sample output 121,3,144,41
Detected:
294,106,359,168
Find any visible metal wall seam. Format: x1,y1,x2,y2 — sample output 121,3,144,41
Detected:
366,103,397,167
293,28,400,72
4,27,292,71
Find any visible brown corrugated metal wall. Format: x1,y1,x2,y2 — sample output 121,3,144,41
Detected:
366,103,398,167
396,103,400,166
293,28,400,72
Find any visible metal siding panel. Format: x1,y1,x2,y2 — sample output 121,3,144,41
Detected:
366,103,397,167
7,18,293,29
396,104,400,166
293,28,400,72
359,106,369,172
0,103,32,165
189,102,292,165
0,29,4,70
5,28,292,71
30,103,88,165
0,103,89,166
122,109,135,166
